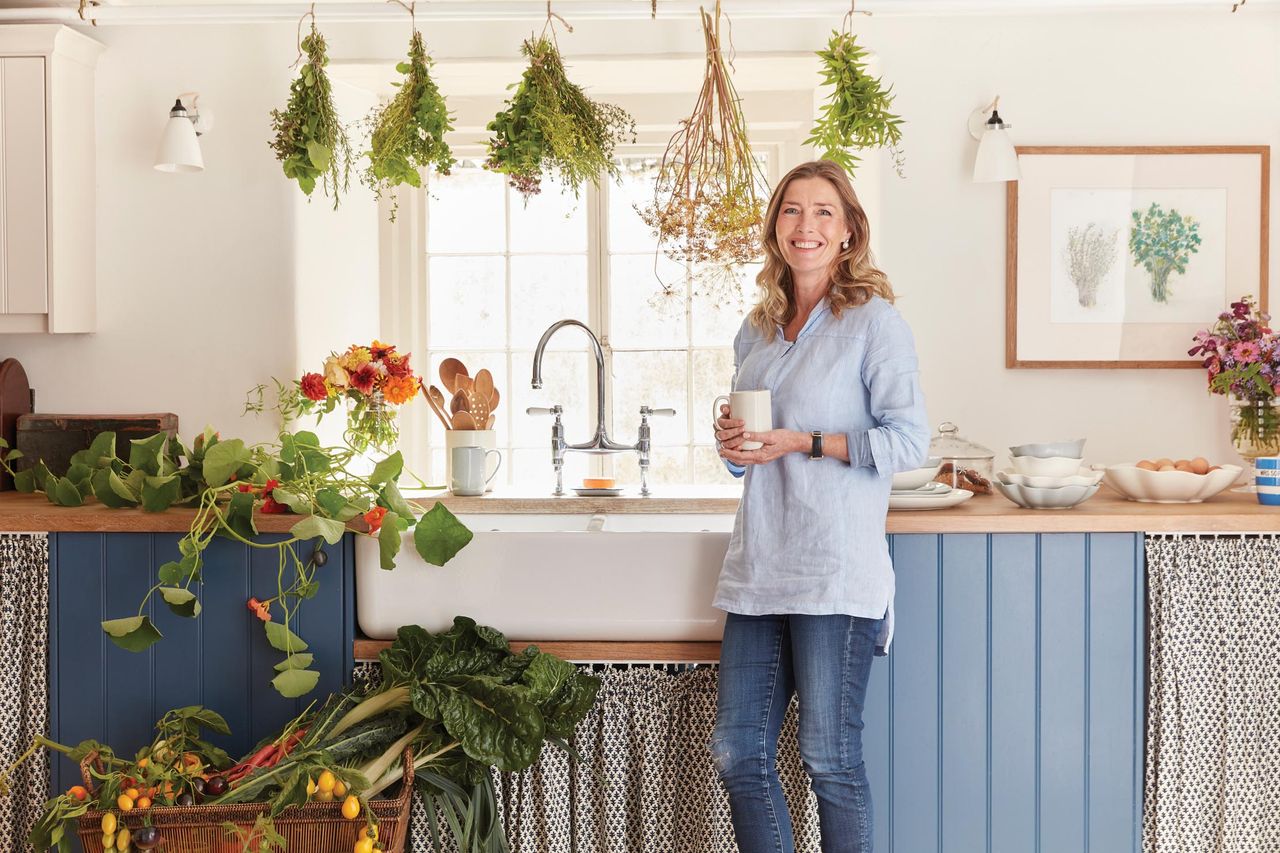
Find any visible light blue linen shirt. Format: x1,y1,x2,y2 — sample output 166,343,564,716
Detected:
714,295,930,654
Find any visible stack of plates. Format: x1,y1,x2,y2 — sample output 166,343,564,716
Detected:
889,480,974,511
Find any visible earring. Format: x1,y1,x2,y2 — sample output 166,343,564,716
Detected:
841,239,849,250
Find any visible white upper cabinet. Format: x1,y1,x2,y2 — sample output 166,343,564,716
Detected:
0,26,102,333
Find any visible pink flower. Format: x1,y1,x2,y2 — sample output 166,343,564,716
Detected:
349,363,379,394
1232,340,1262,363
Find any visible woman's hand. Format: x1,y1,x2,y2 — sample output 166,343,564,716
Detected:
719,428,806,466
714,403,748,450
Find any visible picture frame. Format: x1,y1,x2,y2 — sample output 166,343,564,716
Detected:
1006,145,1269,369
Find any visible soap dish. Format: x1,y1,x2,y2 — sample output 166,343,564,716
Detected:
572,487,624,497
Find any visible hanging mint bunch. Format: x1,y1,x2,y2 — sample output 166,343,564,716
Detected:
807,30,905,177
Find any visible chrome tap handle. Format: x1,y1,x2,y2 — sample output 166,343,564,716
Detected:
636,406,675,497
527,406,566,496
526,406,563,417
641,407,677,417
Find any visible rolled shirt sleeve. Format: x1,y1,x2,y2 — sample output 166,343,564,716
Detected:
847,311,930,477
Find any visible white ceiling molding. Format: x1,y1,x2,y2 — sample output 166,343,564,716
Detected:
0,0,1275,25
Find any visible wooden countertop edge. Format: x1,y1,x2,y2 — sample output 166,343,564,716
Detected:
0,490,1275,533
354,638,723,662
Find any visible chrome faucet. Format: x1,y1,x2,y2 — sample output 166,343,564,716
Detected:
528,319,675,497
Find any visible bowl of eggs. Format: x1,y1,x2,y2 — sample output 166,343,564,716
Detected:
1103,457,1242,503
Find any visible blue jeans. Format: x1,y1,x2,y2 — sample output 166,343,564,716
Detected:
712,613,880,853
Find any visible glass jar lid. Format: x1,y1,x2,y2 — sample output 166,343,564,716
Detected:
929,421,995,462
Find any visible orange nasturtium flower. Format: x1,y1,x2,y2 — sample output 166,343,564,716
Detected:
381,374,419,405
364,506,388,534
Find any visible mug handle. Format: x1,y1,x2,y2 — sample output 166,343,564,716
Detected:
483,449,503,485
712,395,731,433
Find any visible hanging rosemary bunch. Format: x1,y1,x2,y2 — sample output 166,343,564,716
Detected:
639,1,770,298
269,23,353,208
363,30,456,220
485,35,636,200
806,30,906,178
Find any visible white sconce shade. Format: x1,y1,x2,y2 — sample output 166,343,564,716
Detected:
154,98,203,173
968,98,1020,183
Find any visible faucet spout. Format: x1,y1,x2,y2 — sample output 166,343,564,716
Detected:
530,319,627,452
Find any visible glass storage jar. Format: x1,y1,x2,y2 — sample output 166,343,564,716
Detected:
929,421,995,493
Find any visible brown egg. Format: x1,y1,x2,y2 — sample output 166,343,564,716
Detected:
1136,460,1158,471
1155,458,1174,468
1175,459,1190,468
1158,464,1177,472
1190,457,1210,475
1174,462,1194,472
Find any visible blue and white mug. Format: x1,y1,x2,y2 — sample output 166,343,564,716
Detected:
1255,456,1280,505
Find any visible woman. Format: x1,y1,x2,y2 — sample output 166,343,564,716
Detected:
712,160,929,853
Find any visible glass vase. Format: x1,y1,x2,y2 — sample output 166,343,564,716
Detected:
1229,395,1280,466
346,392,399,454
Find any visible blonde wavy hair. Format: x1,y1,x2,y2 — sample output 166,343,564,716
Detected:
748,160,895,332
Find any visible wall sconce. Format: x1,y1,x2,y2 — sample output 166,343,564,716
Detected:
967,96,1019,183
154,93,212,173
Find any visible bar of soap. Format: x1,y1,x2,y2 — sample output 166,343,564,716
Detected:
583,478,616,489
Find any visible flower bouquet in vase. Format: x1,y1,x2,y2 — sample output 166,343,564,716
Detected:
1189,296,1280,488
296,340,423,453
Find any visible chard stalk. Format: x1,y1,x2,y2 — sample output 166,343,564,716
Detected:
354,723,423,792
364,741,461,800
328,685,410,740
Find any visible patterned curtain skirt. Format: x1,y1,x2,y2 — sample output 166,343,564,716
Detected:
1144,535,1280,853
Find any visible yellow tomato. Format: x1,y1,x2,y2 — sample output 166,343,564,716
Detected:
314,789,334,803
116,794,134,812
124,788,140,800
101,832,116,850
306,776,317,796
358,825,378,841
341,795,360,820
136,757,149,770
354,838,374,853
333,779,348,798
317,770,336,793
135,796,152,810
101,812,118,834
116,827,132,851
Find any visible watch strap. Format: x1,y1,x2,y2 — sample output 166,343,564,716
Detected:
810,430,824,459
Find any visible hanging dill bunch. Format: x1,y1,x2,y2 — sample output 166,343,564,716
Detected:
806,30,906,178
485,36,636,200
269,24,353,208
363,30,456,220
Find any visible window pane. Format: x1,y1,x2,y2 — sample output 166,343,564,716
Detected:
611,349,689,445
608,156,660,253
609,254,687,348
428,257,506,349
427,161,506,254
693,445,741,484
614,446,690,487
691,348,735,444
510,256,589,350
424,352,509,446
512,448,589,490
691,262,756,347
509,350,594,446
509,178,587,253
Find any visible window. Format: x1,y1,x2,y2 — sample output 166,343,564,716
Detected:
415,150,772,489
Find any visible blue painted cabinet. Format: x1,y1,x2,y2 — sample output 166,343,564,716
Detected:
865,532,1145,853
47,532,355,798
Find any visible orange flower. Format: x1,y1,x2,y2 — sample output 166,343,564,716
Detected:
364,506,388,534
382,374,419,405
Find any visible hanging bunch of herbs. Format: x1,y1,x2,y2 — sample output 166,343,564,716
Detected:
485,34,636,200
806,29,906,178
363,29,456,220
269,22,354,208
639,1,770,303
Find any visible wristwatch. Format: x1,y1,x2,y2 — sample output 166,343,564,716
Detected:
809,431,824,459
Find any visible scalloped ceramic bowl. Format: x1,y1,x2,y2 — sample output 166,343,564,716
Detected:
996,467,1104,490
1103,463,1242,503
1009,454,1085,478
994,480,1101,509
891,457,944,491
1009,439,1087,459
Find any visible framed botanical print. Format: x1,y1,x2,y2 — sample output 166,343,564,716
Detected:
1006,145,1269,368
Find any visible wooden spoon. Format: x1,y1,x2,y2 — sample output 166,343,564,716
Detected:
474,369,494,405
488,387,500,413
455,373,474,393
486,413,496,430
424,387,453,431
428,384,449,418
450,389,470,416
439,358,468,395
452,410,477,430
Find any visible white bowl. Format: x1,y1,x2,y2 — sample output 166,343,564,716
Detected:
995,480,1101,509
996,468,1104,490
891,457,944,491
1009,455,1085,478
1103,464,1242,503
1009,439,1087,459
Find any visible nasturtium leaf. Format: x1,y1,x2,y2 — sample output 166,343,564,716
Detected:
378,512,402,570
128,432,168,476
272,488,311,514
141,475,181,513
290,515,346,545
381,482,416,521
12,469,33,493
272,668,320,698
108,470,139,504
369,451,404,486
159,586,201,618
221,490,258,542
264,621,309,653
51,477,84,507
102,616,163,653
273,653,314,672
157,561,183,585
314,488,347,517
92,469,136,509
202,439,249,487
413,503,473,566
87,432,117,467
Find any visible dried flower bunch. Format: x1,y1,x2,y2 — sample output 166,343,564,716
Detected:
806,29,905,178
269,22,353,208
486,35,636,200
363,29,456,220
640,1,770,296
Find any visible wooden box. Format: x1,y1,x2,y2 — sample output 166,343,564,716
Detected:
15,413,178,477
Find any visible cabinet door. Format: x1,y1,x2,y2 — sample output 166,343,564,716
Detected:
0,56,48,314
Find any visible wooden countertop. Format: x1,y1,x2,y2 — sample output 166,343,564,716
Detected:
0,486,1275,534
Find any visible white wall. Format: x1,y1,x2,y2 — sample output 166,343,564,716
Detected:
0,9,1275,466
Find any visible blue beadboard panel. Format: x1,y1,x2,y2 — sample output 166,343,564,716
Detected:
48,532,354,798
869,532,1144,853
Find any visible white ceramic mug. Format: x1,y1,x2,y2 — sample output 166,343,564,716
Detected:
451,445,502,496
712,390,772,451
445,429,498,492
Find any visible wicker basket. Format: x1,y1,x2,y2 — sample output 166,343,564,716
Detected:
75,749,414,852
